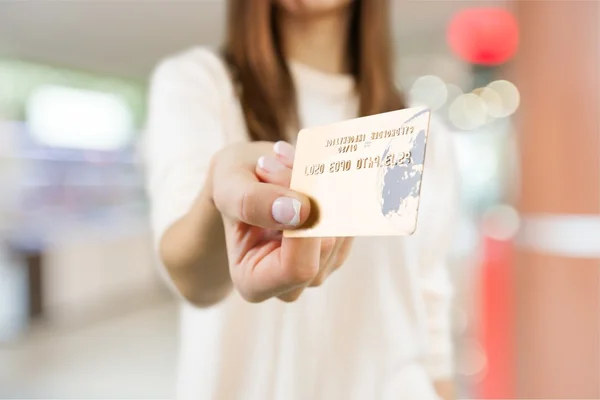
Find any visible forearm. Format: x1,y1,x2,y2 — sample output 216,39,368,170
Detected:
159,184,232,307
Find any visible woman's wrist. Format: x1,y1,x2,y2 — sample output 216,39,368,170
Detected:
184,152,220,228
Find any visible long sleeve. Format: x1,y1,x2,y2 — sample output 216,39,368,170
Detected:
412,119,460,380
143,48,229,243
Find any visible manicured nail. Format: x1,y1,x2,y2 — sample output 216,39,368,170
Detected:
272,197,301,226
273,141,295,164
257,156,285,172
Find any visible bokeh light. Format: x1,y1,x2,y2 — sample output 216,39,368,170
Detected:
486,80,520,117
457,338,488,381
454,307,469,335
481,204,521,241
474,87,503,120
449,93,488,130
445,83,464,105
409,75,448,110
437,83,463,116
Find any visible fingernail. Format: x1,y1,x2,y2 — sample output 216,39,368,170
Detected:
257,156,285,172
272,197,301,226
273,141,295,164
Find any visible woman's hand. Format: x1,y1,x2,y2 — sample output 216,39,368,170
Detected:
210,140,353,303
255,141,354,293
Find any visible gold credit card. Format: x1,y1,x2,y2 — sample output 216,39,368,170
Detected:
284,107,431,238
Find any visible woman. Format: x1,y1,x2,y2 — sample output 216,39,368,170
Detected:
145,0,458,399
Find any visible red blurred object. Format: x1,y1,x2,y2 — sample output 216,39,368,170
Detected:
447,8,519,66
476,235,515,398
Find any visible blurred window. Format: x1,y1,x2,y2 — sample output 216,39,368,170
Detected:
27,85,134,150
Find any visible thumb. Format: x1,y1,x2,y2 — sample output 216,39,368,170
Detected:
214,169,311,229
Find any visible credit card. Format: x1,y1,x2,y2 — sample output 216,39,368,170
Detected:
284,107,431,238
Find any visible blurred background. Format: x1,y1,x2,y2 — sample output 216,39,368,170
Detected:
0,0,598,398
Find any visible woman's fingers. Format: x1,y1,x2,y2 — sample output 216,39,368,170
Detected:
256,141,343,294
309,237,340,287
273,141,295,168
319,237,337,267
331,237,354,269
234,235,351,302
277,287,306,302
276,237,336,300
308,237,354,287
238,237,321,302
256,155,292,187
214,168,310,230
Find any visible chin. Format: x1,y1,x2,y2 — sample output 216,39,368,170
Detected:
275,0,354,15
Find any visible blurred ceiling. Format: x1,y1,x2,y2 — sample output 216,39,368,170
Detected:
0,0,502,81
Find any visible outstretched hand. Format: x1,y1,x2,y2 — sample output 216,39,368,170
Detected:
210,141,353,302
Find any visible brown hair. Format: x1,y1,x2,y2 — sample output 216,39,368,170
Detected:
223,0,405,142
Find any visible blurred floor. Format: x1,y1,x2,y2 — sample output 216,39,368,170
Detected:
0,299,178,399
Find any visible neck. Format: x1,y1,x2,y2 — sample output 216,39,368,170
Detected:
277,7,353,75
